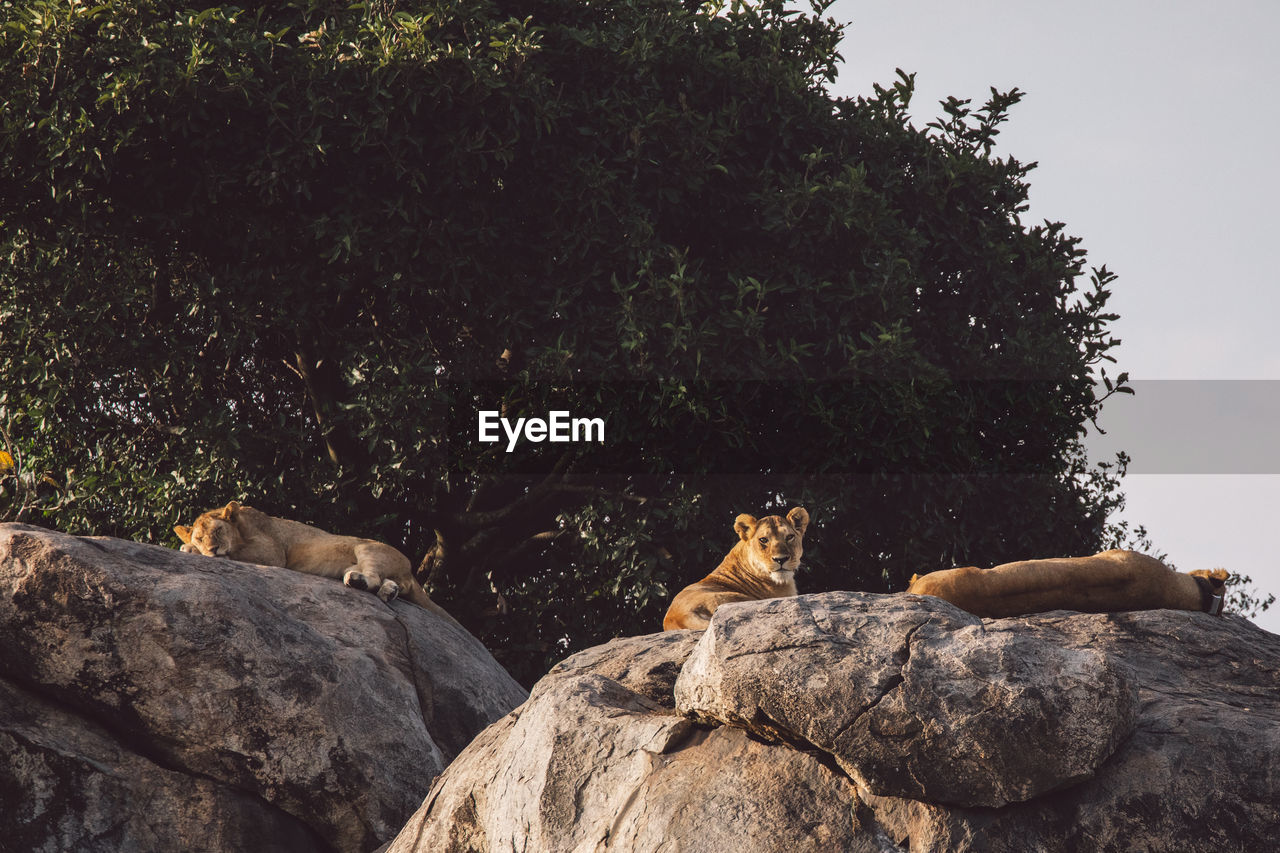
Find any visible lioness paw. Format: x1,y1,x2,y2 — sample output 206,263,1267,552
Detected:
343,569,371,591
378,580,401,603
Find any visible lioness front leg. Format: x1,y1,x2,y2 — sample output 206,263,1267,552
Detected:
664,587,755,631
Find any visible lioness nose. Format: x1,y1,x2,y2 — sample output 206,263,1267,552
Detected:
773,556,788,566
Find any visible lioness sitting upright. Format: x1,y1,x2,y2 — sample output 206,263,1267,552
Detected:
663,507,809,631
175,501,452,619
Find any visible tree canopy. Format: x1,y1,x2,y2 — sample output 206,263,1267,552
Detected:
2,0,1152,683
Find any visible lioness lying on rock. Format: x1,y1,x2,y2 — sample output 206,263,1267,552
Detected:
175,501,453,619
664,507,810,631
663,508,1228,630
907,551,1228,619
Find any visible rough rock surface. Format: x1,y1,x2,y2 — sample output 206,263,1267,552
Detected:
388,590,1280,852
387,630,889,853
0,523,527,853
675,593,1138,807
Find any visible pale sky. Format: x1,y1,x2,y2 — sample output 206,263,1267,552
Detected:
830,0,1280,631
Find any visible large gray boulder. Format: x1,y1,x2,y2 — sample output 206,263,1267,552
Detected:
0,523,527,853
389,590,1280,852
387,630,888,853
675,593,1138,808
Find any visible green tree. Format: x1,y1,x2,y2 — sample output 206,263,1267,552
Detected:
0,0,1174,683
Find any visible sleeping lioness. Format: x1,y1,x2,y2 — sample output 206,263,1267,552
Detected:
663,507,810,631
907,550,1229,618
175,501,453,619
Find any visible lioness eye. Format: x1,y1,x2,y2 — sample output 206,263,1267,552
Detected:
787,534,795,542
758,537,768,545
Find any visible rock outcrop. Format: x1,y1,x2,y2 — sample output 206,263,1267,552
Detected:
675,594,1138,808
388,591,1280,852
0,523,527,853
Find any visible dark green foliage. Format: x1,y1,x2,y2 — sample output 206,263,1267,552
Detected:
1,0,1158,684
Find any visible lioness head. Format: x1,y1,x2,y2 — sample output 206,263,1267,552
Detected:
174,500,244,557
734,507,809,584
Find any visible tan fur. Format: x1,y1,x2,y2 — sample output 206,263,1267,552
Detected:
175,501,452,620
906,549,1231,618
663,507,809,631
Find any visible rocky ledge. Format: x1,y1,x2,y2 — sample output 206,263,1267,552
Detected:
0,523,527,853
388,590,1280,852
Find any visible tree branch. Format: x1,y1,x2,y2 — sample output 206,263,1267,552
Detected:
490,530,562,571
294,343,361,469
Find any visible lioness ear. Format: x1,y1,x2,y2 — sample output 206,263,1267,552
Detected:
222,500,241,518
174,525,192,544
734,513,757,541
1190,567,1231,589
786,507,810,536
